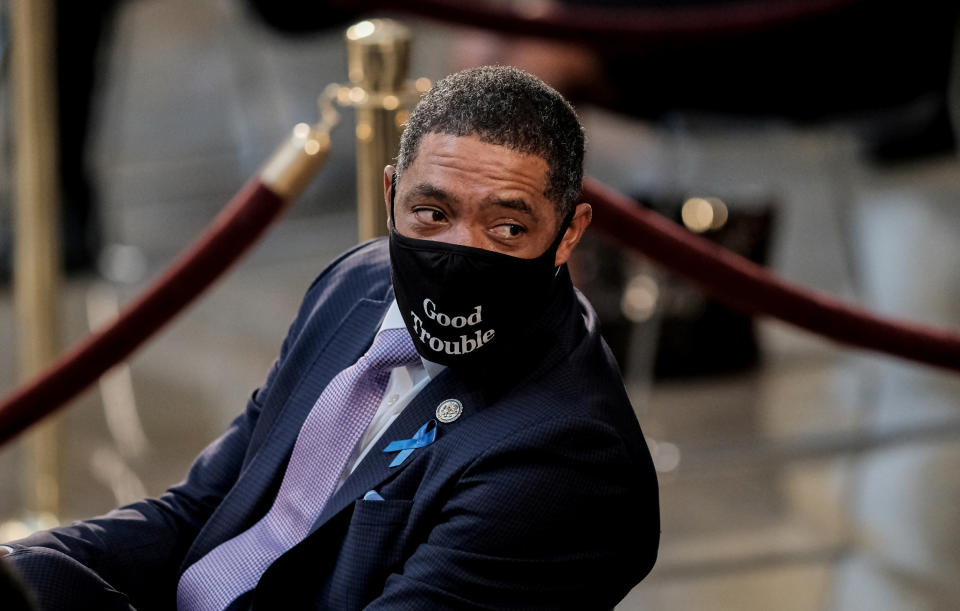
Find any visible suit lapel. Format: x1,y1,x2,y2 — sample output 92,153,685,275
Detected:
309,368,485,534
181,296,389,570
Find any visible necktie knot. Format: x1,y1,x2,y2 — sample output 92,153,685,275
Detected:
361,327,420,372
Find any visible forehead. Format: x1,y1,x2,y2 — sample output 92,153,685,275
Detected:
404,133,551,205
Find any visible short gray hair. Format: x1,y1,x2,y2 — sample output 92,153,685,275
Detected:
396,66,585,218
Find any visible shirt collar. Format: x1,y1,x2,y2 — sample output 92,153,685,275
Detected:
380,300,446,379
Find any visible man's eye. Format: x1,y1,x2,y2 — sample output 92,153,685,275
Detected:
492,224,526,239
413,208,446,224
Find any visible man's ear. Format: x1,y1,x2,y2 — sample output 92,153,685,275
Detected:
554,203,592,267
383,165,396,227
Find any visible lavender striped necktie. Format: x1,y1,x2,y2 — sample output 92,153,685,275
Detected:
176,327,420,610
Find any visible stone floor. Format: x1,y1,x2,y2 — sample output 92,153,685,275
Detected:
1,1,959,609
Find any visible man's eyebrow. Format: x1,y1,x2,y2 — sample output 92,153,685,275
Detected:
408,183,452,203
483,198,534,216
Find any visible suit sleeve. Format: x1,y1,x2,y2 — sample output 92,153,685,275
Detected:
366,417,660,610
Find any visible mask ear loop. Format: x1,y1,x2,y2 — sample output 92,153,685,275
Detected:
555,207,576,244
545,206,577,273
390,172,399,232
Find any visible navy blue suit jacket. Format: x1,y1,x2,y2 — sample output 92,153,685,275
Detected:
9,239,659,609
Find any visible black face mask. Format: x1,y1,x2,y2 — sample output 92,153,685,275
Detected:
389,178,573,369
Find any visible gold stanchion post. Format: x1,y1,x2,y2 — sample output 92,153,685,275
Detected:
9,0,63,529
341,19,429,241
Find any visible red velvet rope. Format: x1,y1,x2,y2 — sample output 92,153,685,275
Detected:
582,177,960,372
349,0,864,42
2,175,959,447
0,179,287,447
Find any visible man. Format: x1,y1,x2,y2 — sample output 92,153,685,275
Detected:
2,66,659,609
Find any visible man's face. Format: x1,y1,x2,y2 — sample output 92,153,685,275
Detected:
384,133,590,266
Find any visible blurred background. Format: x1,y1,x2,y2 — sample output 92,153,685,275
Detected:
1,0,959,609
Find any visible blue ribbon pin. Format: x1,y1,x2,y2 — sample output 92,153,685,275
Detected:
383,420,437,467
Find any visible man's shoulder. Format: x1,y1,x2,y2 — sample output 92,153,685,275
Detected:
302,238,392,304
499,291,651,455
317,237,391,285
